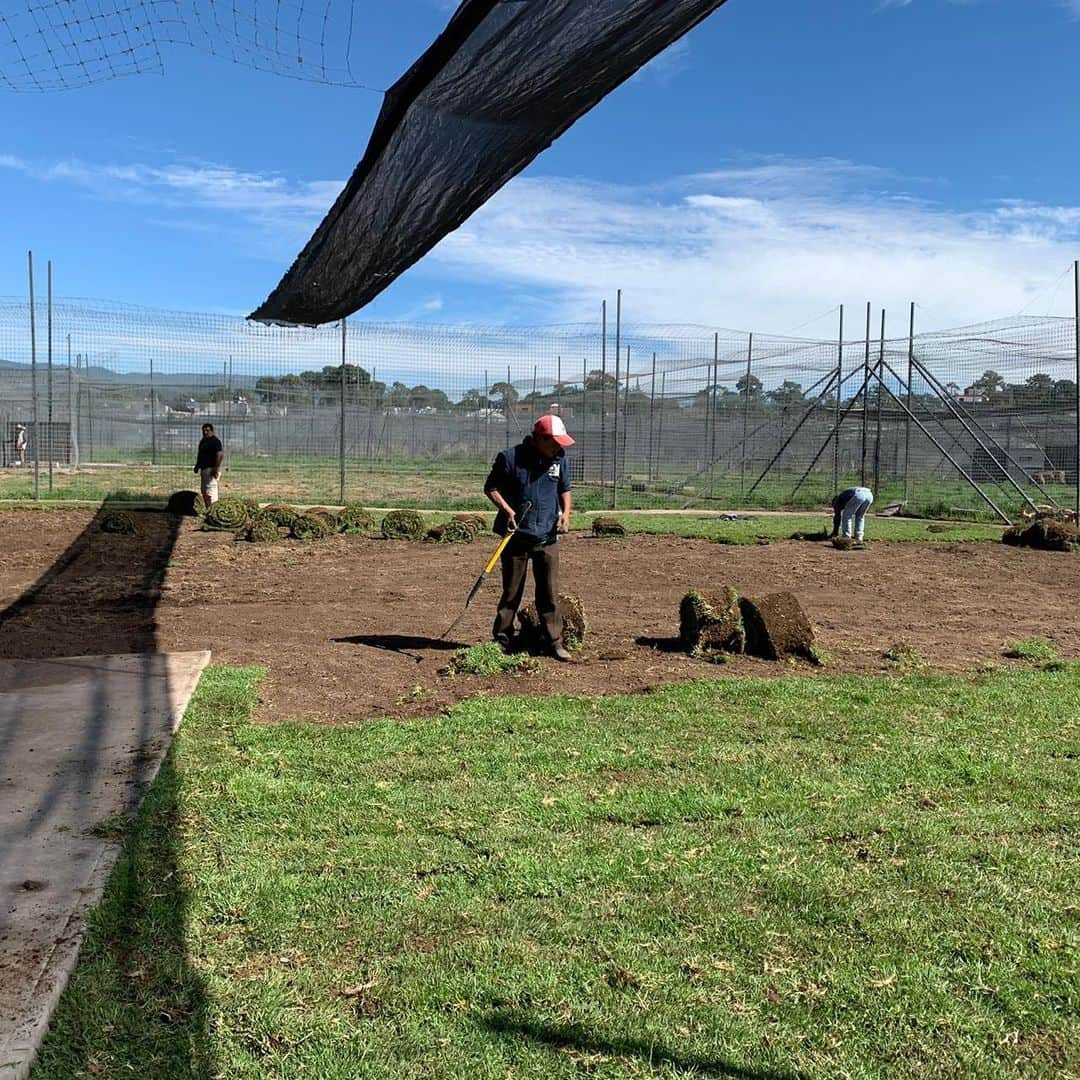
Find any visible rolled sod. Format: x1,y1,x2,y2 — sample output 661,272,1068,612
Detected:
166,490,202,516
262,504,300,529
290,513,333,541
382,509,425,540
592,516,627,537
451,513,488,536
739,591,816,661
99,509,137,535
201,498,252,532
339,505,375,534
244,518,282,544
306,506,342,531
518,593,587,651
679,587,745,661
1002,518,1080,552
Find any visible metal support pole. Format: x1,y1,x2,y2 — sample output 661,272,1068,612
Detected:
611,290,621,506
860,301,870,486
339,317,347,504
47,260,53,492
1075,260,1079,521
620,346,631,500
150,356,157,465
656,371,666,482
833,305,843,494
648,351,657,482
67,334,76,467
874,308,885,494
28,252,39,499
581,356,588,481
740,333,753,499
599,300,607,492
505,364,511,447
903,301,915,504
709,333,719,498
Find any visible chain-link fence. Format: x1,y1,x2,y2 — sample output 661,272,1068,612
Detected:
0,296,1077,520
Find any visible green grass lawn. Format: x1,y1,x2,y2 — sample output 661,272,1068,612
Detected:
34,666,1079,1079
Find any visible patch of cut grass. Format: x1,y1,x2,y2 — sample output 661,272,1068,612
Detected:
441,641,543,676
1004,637,1061,664
34,666,1080,1079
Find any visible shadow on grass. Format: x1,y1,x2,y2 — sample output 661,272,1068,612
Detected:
31,756,217,1079
482,1010,807,1080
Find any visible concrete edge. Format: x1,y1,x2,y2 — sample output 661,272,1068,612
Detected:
2,650,212,1080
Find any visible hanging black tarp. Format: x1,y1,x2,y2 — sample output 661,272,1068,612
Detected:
250,0,730,325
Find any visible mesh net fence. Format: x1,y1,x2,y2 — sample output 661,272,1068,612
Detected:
0,296,1076,519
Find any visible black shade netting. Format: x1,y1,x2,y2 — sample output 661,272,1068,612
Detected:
251,0,730,326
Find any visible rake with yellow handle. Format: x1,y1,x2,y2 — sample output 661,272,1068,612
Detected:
440,500,532,640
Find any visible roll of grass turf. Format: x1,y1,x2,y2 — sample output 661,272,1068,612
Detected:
739,592,815,662
166,490,201,516
244,518,282,543
202,498,252,532
518,593,587,651
262,504,299,529
382,509,425,540
592,516,626,537
339,505,375,534
290,513,333,541
679,587,744,662
99,509,137,535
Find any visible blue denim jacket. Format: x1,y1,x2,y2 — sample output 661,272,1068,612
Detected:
484,437,571,543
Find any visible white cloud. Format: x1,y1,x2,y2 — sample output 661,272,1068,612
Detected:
426,161,1080,331
5,149,1080,334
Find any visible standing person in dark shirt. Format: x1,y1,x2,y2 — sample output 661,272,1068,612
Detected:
484,414,574,661
193,423,224,509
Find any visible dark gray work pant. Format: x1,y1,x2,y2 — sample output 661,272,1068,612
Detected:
492,536,562,647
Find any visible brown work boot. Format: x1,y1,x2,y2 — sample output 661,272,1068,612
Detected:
551,643,572,662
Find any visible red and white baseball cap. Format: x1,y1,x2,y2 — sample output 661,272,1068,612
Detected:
533,413,575,447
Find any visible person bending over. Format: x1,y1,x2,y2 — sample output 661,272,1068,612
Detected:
831,486,874,542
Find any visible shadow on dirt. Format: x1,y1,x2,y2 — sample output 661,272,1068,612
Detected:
333,632,468,663
0,496,218,1078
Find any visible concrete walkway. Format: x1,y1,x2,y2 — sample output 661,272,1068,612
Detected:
0,651,210,1080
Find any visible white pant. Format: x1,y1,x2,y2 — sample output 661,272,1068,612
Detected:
840,487,873,540
200,467,219,504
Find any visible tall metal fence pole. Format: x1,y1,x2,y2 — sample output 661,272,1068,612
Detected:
67,334,76,466
833,305,843,494
47,260,53,492
903,301,915,505
599,300,607,494
1075,260,1079,522
874,308,885,494
150,356,157,465
739,332,753,500
656,370,666,482
339,317,347,504
581,356,588,480
620,346,631,500
709,332,719,498
647,351,657,481
612,289,621,508
28,251,39,500
860,301,871,486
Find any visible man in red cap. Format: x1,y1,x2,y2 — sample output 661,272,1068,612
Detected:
484,414,575,661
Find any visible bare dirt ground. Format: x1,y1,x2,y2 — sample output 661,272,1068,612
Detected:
2,508,1078,723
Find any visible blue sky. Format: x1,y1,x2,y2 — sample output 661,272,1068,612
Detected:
4,0,1080,334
